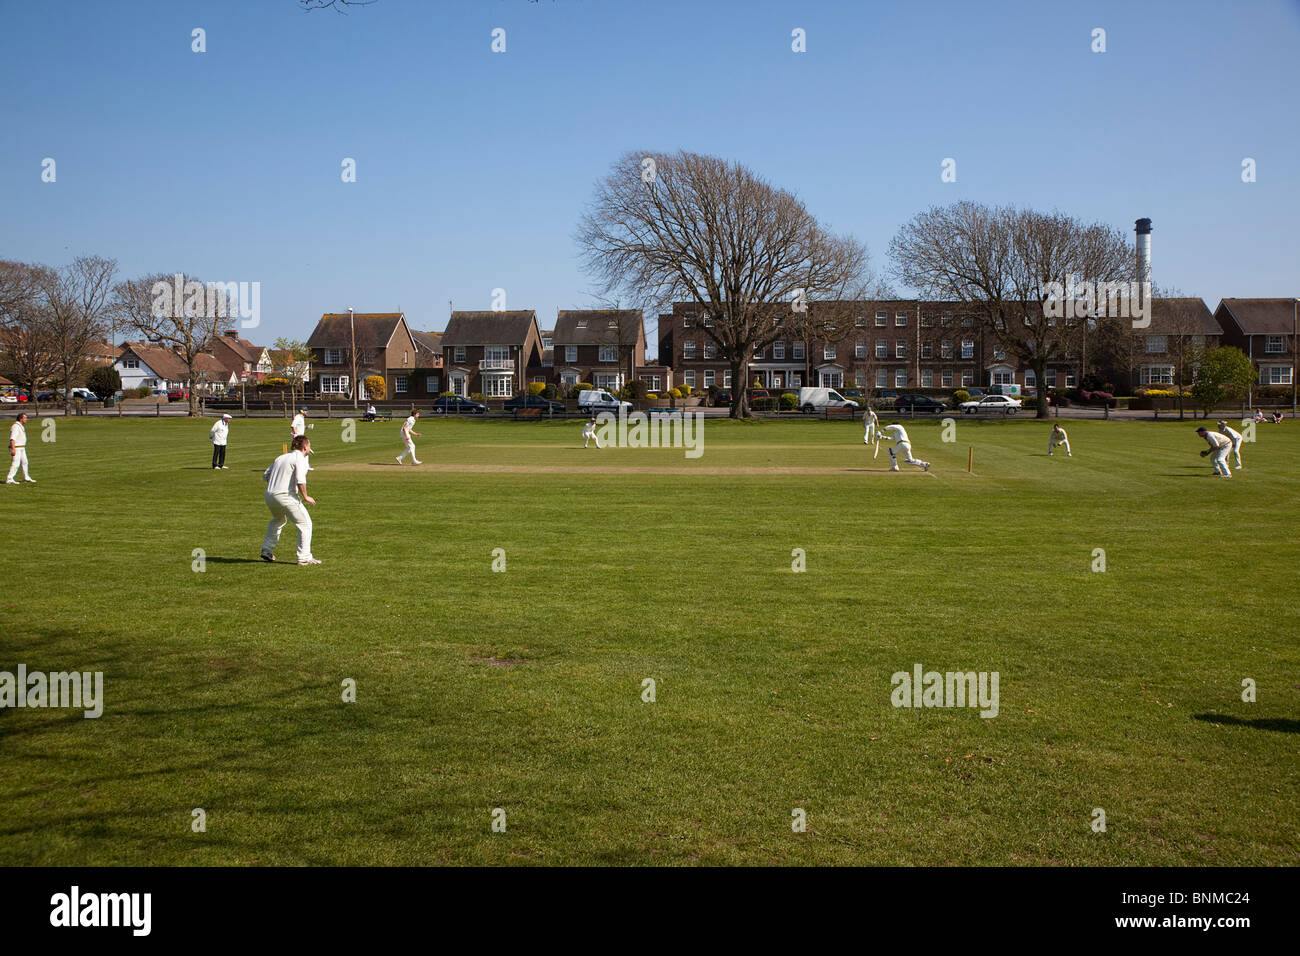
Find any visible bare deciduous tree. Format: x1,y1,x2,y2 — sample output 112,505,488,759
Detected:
890,202,1132,418
577,150,870,418
113,273,221,417
38,256,117,413
0,260,59,401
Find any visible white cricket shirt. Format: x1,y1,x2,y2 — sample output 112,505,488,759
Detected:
263,450,309,495
291,414,306,436
9,422,25,448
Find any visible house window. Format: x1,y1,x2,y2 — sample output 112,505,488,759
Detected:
1146,335,1167,353
1025,370,1036,387
941,369,953,388
895,341,907,359
723,370,732,387
1265,336,1285,354
854,371,865,387
789,372,800,387
325,349,342,365
921,341,933,359
855,314,866,327
820,370,843,388
683,340,695,359
921,369,933,388
962,316,974,327
123,357,139,369
560,371,578,387
454,347,466,363
703,342,716,359
772,343,784,359
941,340,953,359
961,370,973,386
576,319,587,329
704,370,715,387
1264,365,1293,385
395,375,408,394
426,373,440,393
961,339,974,359
792,343,805,360
876,339,888,359
320,375,349,394
1045,369,1058,387
599,345,617,363
991,346,1004,361
594,374,620,390
876,369,888,389
875,312,887,327
920,314,933,328
702,316,712,327
855,341,867,358
895,313,907,327
754,344,764,359
486,376,513,397
824,345,836,360
565,346,578,363
643,375,661,391
941,314,953,327
684,370,696,388
542,337,552,351
991,371,1013,386
895,369,907,388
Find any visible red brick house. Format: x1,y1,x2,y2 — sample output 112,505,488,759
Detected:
441,311,544,398
1214,298,1297,392
551,310,646,391
306,312,419,401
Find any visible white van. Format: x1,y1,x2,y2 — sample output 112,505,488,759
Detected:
578,389,632,414
796,387,860,412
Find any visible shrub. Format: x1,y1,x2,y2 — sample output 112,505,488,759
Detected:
471,392,487,402
620,380,648,402
87,365,121,399
541,384,562,401
527,382,546,396
952,389,970,406
262,377,290,389
669,387,683,399
439,391,455,398
778,392,798,410
572,382,593,394
646,393,658,401
133,385,152,399
365,375,386,400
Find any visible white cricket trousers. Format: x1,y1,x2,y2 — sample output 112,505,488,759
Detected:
397,438,417,463
1048,436,1071,456
1230,437,1242,468
889,441,928,470
263,491,313,560
1211,446,1231,477
864,418,877,444
6,448,29,481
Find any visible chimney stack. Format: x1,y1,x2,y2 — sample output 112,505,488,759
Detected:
1135,218,1152,285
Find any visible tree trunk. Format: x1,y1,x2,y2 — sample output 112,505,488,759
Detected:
730,357,751,419
1032,357,1049,418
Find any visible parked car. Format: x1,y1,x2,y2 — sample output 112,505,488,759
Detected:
876,389,898,401
503,393,564,416
963,387,985,399
35,391,58,401
796,387,860,412
167,388,190,402
430,396,486,415
711,389,733,407
894,394,948,414
840,388,865,402
961,394,1022,415
578,388,632,415
0,394,18,404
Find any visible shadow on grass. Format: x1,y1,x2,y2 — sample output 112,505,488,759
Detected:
205,557,271,564
1192,713,1300,733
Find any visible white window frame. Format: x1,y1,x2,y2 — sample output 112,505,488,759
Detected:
895,341,907,359
895,313,907,327
875,312,887,327
824,345,836,360
703,370,715,387
1146,335,1167,354
1265,336,1285,354
566,346,578,363
921,369,933,388
395,375,408,394
598,345,618,363
961,339,974,360
876,369,888,389
894,369,907,388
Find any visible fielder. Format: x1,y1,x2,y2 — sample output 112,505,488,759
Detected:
396,410,423,465
1196,426,1232,478
880,422,929,472
1048,423,1071,457
261,434,319,565
582,417,603,449
6,412,34,484
290,407,307,439
209,413,232,469
1217,420,1243,469
863,406,879,445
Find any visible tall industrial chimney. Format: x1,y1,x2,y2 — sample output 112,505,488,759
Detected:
1135,218,1152,285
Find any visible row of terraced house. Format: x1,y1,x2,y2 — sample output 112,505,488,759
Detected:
300,298,1294,401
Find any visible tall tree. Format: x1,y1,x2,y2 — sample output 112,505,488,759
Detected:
1191,347,1255,420
113,273,221,417
577,150,870,418
0,260,59,401
37,256,117,413
271,338,313,407
890,202,1133,418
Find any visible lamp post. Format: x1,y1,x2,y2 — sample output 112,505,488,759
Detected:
1293,297,1298,412
349,307,358,410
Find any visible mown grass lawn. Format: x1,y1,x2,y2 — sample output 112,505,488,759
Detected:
0,412,1296,865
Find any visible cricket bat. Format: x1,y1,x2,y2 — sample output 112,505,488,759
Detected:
873,437,880,459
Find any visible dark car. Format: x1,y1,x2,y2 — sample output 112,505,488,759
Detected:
840,388,865,402
503,393,564,416
712,389,733,407
894,394,948,414
430,396,487,415
876,389,898,401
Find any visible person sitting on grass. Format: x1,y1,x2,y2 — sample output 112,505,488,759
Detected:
364,402,377,422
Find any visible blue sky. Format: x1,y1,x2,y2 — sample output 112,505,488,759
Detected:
1,0,1297,357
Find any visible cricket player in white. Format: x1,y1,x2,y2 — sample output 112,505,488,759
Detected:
582,417,603,449
6,413,34,484
863,406,879,445
1217,420,1243,469
1048,423,1071,457
881,422,929,472
1197,426,1232,478
209,413,232,469
290,407,307,439
261,434,319,564
396,410,422,465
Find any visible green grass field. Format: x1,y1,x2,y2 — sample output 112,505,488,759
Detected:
1,413,1296,866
